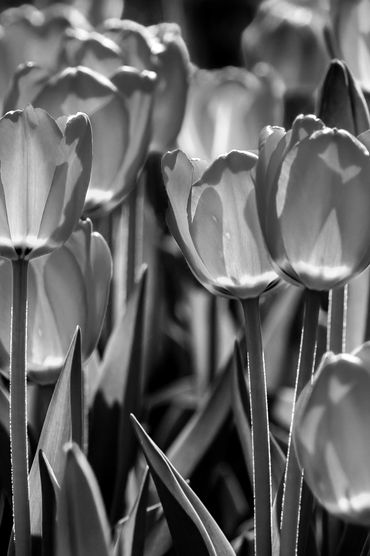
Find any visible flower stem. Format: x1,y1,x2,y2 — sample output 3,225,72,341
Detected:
208,295,218,385
126,186,138,302
279,289,321,556
241,297,272,556
327,285,347,353
10,259,30,556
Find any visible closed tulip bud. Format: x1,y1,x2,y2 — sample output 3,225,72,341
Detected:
293,346,370,525
178,64,284,162
32,66,156,215
317,59,370,135
330,0,370,92
242,0,329,94
256,114,370,290
0,105,92,261
0,219,112,383
162,149,278,299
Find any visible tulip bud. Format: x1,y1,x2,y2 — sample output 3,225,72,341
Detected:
330,0,370,93
32,66,156,215
293,347,370,525
256,114,370,290
0,105,92,260
178,63,284,161
162,149,278,299
242,0,329,95
317,59,370,135
0,219,112,383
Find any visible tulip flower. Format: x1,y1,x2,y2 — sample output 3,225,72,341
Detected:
163,148,278,555
242,0,329,95
0,105,92,260
0,4,89,110
178,64,284,161
0,219,111,383
330,0,370,92
256,113,370,291
31,66,155,215
102,19,190,152
57,28,123,78
293,345,370,525
162,149,279,299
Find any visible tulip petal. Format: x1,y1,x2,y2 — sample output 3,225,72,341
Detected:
0,106,67,257
101,19,153,71
273,129,370,288
3,63,50,113
189,151,277,298
294,352,370,525
35,112,92,255
162,150,215,291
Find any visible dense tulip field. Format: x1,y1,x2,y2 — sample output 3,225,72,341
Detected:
1,0,370,555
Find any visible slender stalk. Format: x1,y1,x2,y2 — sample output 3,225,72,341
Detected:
279,289,321,556
208,295,218,385
327,285,347,353
241,297,272,556
10,259,30,556
126,186,138,302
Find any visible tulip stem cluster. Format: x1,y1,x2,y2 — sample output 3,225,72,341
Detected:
328,285,348,353
280,289,321,556
241,297,272,556
10,259,30,556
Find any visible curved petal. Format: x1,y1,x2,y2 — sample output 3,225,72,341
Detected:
189,150,277,298
275,128,370,289
162,150,215,291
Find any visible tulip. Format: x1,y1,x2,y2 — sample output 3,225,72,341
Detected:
242,0,329,95
0,219,111,383
256,113,370,291
330,0,370,92
57,28,123,78
0,105,92,260
162,149,279,299
31,66,155,215
102,19,190,152
0,4,89,110
163,148,279,555
293,345,370,525
177,64,284,161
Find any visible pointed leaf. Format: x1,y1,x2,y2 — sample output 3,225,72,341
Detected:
89,269,147,523
39,450,59,556
28,329,83,538
114,469,150,556
132,416,235,556
56,443,112,556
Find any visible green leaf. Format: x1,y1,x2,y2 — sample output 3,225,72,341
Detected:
56,443,112,556
131,415,236,556
89,269,147,524
28,328,84,538
114,469,150,556
39,450,59,556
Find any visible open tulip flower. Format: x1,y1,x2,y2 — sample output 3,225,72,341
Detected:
162,149,279,299
0,105,92,260
0,219,112,382
102,19,190,152
293,344,370,525
178,64,284,162
0,4,89,110
29,66,155,216
256,113,370,290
